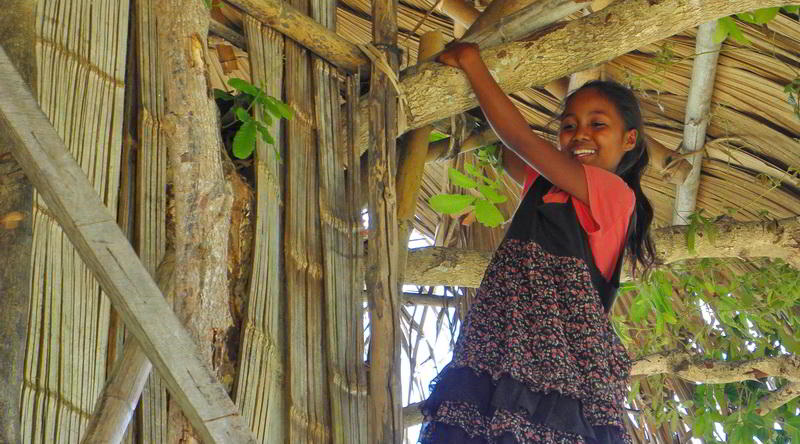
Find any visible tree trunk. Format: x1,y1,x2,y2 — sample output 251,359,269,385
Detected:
0,3,35,443
367,0,403,442
403,217,800,287
158,3,234,442
357,0,796,151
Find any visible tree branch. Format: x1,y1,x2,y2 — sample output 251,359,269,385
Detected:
631,351,800,384
404,217,800,287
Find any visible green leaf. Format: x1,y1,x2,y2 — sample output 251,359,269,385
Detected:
477,184,507,204
474,199,505,227
233,121,258,159
713,19,730,44
464,163,482,178
783,6,799,14
429,194,476,214
264,96,293,119
260,109,273,126
256,124,275,145
752,7,780,24
448,167,479,188
214,89,234,101
630,293,650,323
718,17,750,45
228,77,260,96
235,107,251,123
428,131,448,142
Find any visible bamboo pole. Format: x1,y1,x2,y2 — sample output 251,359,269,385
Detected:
672,20,720,226
235,16,287,444
366,0,403,441
311,1,369,442
283,0,331,441
134,0,169,440
436,0,480,28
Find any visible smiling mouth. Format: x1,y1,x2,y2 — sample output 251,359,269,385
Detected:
573,149,596,158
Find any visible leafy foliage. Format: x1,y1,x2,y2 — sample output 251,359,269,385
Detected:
215,78,293,160
429,145,509,228
616,259,800,442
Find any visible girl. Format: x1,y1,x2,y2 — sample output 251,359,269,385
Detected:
419,43,655,443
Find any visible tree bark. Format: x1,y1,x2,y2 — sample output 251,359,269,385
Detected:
357,0,796,152
158,3,235,443
460,0,585,49
0,3,35,443
403,217,800,287
367,0,403,442
630,352,800,383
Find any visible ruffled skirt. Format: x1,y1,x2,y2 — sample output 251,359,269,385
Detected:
418,240,632,444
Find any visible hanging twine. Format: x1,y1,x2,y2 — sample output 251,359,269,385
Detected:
358,43,409,133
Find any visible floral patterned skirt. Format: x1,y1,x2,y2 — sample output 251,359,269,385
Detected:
419,240,632,444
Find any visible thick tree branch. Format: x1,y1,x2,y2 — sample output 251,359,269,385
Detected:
404,217,800,287
357,0,795,151
631,352,800,383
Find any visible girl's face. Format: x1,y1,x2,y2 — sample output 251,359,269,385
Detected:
558,88,638,173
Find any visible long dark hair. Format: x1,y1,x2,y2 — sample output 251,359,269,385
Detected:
563,80,656,275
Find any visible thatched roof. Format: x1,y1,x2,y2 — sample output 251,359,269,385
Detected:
210,1,800,241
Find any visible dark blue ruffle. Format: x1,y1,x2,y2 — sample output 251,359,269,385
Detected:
419,365,627,444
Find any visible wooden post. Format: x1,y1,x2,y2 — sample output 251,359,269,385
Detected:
0,44,256,444
367,0,403,442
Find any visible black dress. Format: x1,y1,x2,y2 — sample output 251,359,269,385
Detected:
419,175,632,444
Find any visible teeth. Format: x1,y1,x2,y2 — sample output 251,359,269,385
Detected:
574,149,596,156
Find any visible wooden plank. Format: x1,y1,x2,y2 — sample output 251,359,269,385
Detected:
0,45,256,444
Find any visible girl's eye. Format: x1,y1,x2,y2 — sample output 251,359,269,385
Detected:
592,122,606,127
561,123,575,130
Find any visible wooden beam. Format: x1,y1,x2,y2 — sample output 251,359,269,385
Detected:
404,216,800,287
366,0,403,441
226,0,367,71
460,0,586,49
436,0,480,28
672,20,721,225
357,0,795,152
0,45,256,444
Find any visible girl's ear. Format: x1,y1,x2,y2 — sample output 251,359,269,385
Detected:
623,129,638,151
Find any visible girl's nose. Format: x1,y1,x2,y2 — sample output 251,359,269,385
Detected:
574,125,591,140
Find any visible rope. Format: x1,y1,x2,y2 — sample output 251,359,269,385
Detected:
358,43,409,132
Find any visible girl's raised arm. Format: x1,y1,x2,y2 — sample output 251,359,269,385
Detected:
439,43,590,203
